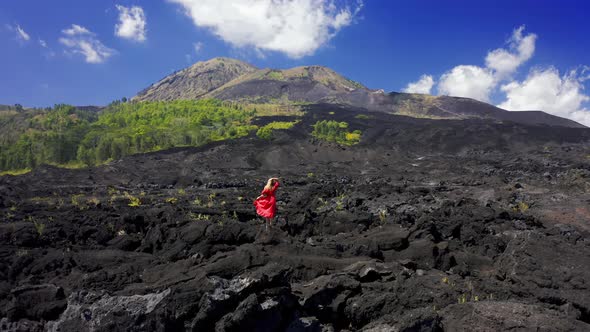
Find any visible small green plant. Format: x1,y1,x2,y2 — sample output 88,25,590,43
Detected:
207,193,216,207
28,217,45,236
237,196,244,202
458,293,467,304
513,201,530,212
166,197,178,204
307,172,314,178
87,196,100,207
193,197,202,206
233,211,239,220
441,277,449,284
71,194,87,210
355,114,372,120
189,213,210,221
178,188,186,196
125,192,141,207
378,209,387,223
107,186,119,196
328,111,335,115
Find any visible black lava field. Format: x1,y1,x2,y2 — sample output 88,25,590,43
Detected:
1,105,590,331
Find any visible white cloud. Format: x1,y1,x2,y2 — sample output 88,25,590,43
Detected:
406,26,537,102
6,24,30,43
63,24,91,36
115,5,147,42
498,67,590,126
436,26,537,101
194,41,203,53
168,0,363,58
39,39,47,47
15,24,30,42
438,66,496,102
59,24,115,63
403,74,434,94
485,26,536,79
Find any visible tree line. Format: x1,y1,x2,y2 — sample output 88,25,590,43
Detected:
0,100,256,171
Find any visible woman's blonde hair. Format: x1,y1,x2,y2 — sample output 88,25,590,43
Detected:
264,178,275,191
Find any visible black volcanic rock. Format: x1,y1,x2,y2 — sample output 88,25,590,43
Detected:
1,105,589,330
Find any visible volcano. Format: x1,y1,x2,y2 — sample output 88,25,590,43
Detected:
134,57,585,128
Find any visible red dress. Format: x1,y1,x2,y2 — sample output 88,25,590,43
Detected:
254,181,279,218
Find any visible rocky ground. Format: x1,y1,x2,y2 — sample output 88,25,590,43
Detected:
1,105,590,331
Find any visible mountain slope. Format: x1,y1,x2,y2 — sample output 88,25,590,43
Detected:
133,57,586,128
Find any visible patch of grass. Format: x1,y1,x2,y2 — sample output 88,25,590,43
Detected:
245,103,306,117
0,168,31,176
193,197,202,206
265,70,285,80
355,114,372,120
256,120,300,140
307,172,315,178
165,197,178,204
178,188,186,196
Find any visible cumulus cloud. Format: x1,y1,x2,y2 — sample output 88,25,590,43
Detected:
168,0,363,58
404,26,536,102
485,26,536,79
403,75,434,94
59,24,115,63
115,5,147,42
39,39,47,47
436,26,536,101
498,67,590,126
438,65,496,102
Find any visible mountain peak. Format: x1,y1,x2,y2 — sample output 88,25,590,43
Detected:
134,57,257,102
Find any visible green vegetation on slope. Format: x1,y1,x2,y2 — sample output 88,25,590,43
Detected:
311,120,361,146
0,100,258,171
256,121,299,140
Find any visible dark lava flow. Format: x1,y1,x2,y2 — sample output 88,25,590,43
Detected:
1,105,590,331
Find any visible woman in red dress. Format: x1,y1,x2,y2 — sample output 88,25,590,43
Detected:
254,177,280,229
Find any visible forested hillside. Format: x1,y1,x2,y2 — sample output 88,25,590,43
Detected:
0,100,257,171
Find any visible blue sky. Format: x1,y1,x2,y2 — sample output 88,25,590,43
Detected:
1,0,589,124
